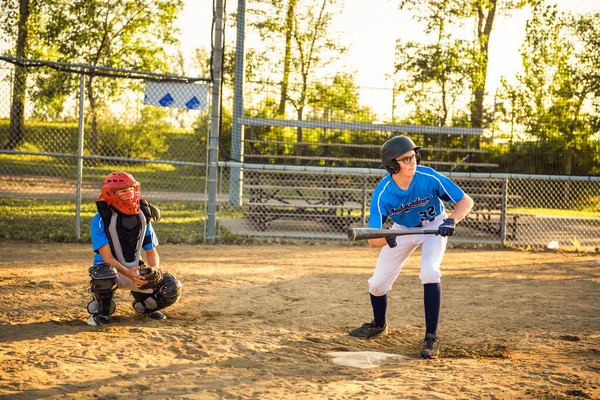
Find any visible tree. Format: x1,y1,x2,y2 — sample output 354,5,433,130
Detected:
500,5,600,175
287,0,347,160
572,12,600,101
468,0,498,131
306,72,377,166
237,0,348,161
396,0,533,136
394,35,469,128
1,0,34,149
393,0,472,158
278,0,298,116
241,0,299,116
26,0,183,155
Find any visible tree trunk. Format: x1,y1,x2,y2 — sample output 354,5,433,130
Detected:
278,0,297,116
86,77,99,157
295,107,303,164
470,0,497,149
7,0,30,150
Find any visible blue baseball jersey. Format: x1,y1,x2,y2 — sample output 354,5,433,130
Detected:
90,213,158,265
369,166,465,229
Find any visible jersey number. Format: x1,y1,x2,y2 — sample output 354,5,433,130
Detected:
418,206,436,221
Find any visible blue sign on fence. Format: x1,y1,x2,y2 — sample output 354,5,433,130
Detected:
144,82,208,111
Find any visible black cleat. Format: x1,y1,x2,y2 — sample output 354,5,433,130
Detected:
87,314,110,326
349,321,388,339
144,310,167,320
420,333,440,359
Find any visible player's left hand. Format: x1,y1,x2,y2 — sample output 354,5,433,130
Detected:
438,218,455,237
138,265,163,289
385,235,397,248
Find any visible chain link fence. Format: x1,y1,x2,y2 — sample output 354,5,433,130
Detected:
1,57,599,251
217,165,600,252
0,57,212,242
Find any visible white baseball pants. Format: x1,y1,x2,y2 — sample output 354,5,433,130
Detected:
368,214,449,296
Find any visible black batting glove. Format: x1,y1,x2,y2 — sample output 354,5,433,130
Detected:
385,235,397,248
438,218,455,237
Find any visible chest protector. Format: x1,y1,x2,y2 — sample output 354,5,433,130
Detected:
97,199,153,269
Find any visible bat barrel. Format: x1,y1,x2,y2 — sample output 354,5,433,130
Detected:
347,227,440,240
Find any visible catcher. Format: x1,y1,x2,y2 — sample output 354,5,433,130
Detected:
86,171,182,326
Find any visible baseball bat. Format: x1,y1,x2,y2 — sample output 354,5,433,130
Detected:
347,227,439,241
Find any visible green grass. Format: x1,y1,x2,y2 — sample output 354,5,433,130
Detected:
1,119,209,193
0,198,207,244
0,154,209,193
0,119,204,161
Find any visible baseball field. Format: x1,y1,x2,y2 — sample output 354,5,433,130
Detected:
1,242,599,399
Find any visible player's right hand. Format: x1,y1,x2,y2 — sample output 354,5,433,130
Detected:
125,266,147,288
385,235,397,248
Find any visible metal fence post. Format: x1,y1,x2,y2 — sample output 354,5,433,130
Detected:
207,0,225,243
74,74,85,239
500,178,508,246
361,175,367,227
230,0,245,207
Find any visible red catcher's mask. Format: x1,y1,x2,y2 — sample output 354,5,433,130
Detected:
99,171,141,215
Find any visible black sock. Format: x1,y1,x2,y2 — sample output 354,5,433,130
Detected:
423,283,441,336
370,293,388,328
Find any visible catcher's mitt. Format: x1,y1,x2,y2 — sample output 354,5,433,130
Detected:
139,266,163,290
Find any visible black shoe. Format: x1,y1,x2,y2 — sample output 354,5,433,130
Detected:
87,314,110,326
420,333,440,359
144,310,167,320
349,321,388,339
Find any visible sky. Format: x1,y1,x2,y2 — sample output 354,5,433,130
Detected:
179,0,599,89
1,0,599,113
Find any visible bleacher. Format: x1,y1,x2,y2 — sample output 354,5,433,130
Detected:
236,118,498,237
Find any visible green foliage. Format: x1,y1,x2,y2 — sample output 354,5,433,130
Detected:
236,0,348,120
97,107,170,159
29,71,78,121
393,1,476,128
39,0,183,69
0,0,47,54
309,72,375,120
499,5,600,175
1,0,185,157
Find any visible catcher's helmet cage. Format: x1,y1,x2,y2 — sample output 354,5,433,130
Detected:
380,135,422,174
100,171,141,215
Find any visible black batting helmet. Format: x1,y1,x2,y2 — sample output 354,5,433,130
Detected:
380,135,421,174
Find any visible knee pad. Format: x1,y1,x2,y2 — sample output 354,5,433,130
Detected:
88,263,118,315
132,273,182,313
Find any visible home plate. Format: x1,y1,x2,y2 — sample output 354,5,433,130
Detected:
328,351,408,369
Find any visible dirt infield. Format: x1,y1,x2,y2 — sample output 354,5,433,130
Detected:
1,242,599,399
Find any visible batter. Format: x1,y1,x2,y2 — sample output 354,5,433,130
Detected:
349,136,474,359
